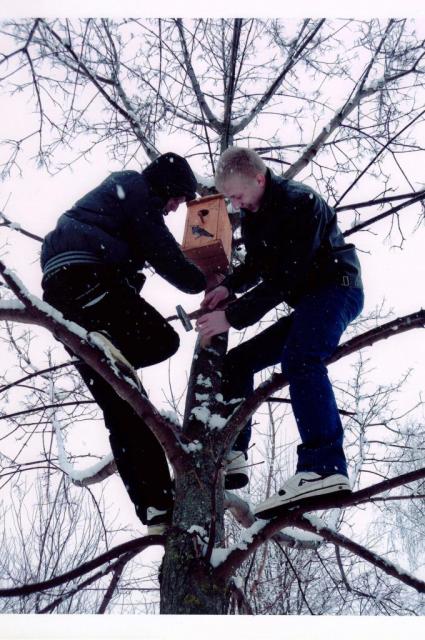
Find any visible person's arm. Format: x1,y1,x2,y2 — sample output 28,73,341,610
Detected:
220,253,261,294
130,210,206,294
223,281,288,329
222,191,329,328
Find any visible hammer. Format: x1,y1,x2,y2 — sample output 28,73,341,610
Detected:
174,299,230,332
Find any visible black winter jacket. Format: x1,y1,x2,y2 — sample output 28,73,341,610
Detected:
41,153,206,294
223,170,362,329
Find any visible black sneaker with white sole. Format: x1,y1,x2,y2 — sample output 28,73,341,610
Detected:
224,450,249,489
254,472,351,520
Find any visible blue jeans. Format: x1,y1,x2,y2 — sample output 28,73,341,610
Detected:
222,285,364,477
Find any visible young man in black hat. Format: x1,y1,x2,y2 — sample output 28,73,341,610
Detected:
41,153,206,534
197,147,364,519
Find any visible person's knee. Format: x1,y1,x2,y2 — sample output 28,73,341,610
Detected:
222,346,253,398
162,324,180,359
281,345,324,378
222,345,249,381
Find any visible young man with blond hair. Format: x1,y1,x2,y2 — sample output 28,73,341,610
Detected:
197,146,364,519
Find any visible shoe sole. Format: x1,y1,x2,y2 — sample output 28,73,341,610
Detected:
89,332,142,391
147,524,168,535
255,483,351,520
225,472,249,490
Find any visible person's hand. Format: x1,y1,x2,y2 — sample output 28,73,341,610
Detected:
196,310,231,339
201,285,230,310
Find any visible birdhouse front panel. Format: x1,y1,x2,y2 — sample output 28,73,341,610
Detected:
182,194,232,276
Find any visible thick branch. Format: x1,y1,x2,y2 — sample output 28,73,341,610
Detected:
296,516,425,593
175,19,221,130
234,19,326,134
224,491,321,550
0,261,190,474
215,466,425,583
0,211,42,242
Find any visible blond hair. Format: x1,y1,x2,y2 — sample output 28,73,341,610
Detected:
215,147,266,191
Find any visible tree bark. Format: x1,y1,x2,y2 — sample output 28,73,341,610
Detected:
160,333,231,614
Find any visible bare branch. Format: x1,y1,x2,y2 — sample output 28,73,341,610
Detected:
0,536,162,598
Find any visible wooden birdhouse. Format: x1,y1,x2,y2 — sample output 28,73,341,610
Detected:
182,194,232,276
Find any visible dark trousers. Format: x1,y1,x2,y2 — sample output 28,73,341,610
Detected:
222,284,364,476
42,265,179,523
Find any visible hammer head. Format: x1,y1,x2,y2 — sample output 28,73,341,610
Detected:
176,304,193,331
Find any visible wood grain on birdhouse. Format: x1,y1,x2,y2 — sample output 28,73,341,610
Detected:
182,194,232,275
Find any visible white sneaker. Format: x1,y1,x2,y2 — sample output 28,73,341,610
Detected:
225,450,249,489
89,331,141,390
254,472,351,520
146,506,170,536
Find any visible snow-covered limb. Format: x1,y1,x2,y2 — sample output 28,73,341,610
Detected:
49,372,118,486
159,409,181,428
0,260,192,474
216,466,425,581
297,514,425,594
224,491,322,550
210,520,266,568
0,298,33,323
0,210,43,242
56,430,117,486
180,440,203,454
284,48,425,182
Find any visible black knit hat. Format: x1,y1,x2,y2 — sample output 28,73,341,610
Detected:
143,152,197,202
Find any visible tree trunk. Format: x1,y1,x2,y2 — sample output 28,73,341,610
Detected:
160,333,231,614
159,462,229,614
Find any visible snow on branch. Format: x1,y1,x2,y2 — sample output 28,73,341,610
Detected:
0,298,29,323
0,260,190,473
53,412,116,486
297,514,425,594
0,210,43,242
224,491,322,550
214,466,425,583
284,57,425,182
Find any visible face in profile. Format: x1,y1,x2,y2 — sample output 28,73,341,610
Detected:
164,196,187,214
221,173,266,212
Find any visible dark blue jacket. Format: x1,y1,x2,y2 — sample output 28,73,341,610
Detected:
41,154,206,294
223,170,362,329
